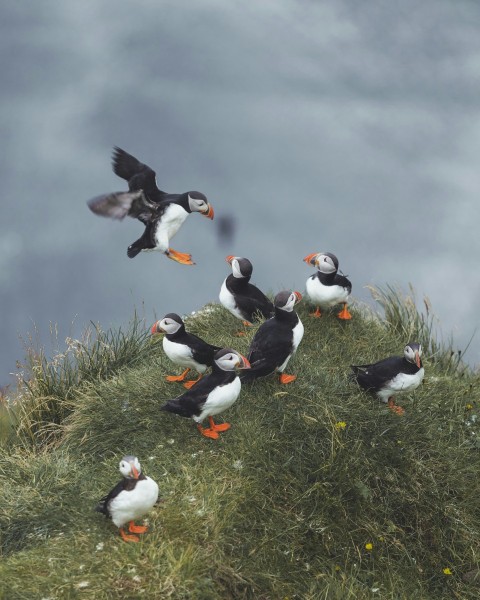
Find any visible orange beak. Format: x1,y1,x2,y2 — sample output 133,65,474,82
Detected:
303,253,318,266
415,351,421,368
151,321,165,335
130,463,140,479
294,291,303,302
203,204,214,219
225,255,235,264
238,354,251,369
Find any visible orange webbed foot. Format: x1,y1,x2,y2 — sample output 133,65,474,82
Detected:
234,331,246,337
183,375,202,389
128,521,148,534
197,424,219,439
166,368,190,382
120,527,140,543
337,303,352,320
279,373,297,384
309,307,322,318
208,416,230,432
387,398,405,416
167,248,195,265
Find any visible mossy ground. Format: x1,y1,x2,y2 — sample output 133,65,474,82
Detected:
1,292,480,599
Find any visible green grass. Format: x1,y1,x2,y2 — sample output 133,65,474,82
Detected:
1,290,480,599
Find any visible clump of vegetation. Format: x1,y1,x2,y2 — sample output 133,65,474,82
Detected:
1,290,479,599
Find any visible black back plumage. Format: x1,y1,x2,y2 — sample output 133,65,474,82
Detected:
351,355,422,394
314,270,352,293
225,274,274,322
164,316,222,367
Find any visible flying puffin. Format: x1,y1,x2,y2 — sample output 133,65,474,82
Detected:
87,147,214,264
219,255,274,333
303,252,352,319
161,348,250,439
95,455,159,543
151,313,222,389
240,290,304,385
351,342,424,415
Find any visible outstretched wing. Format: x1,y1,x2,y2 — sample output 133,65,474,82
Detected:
87,190,159,225
112,147,164,196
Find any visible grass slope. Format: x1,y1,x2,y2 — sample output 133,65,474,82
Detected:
1,290,480,599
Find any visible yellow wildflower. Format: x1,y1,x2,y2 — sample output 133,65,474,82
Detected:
443,567,453,576
466,403,473,410
365,543,373,551
335,421,347,430
334,565,341,572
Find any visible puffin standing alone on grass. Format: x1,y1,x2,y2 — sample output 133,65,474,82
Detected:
151,313,221,389
240,290,304,385
95,456,159,543
303,252,352,319
161,348,250,439
351,342,424,415
219,255,274,334
87,147,214,264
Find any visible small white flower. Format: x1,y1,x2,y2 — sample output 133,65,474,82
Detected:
132,575,142,583
167,439,175,445
233,460,243,470
196,508,205,516
96,542,104,551
149,456,155,460
371,588,380,593
187,496,197,503
76,581,90,589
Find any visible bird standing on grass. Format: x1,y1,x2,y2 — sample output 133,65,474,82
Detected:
87,147,214,264
240,290,304,385
161,348,250,439
151,313,222,389
303,251,352,319
350,342,424,415
95,456,159,543
219,255,274,335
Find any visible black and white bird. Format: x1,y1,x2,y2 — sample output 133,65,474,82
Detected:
161,348,250,439
240,290,304,385
351,342,424,415
303,252,352,319
219,255,274,333
151,313,222,389
95,455,159,543
87,147,214,264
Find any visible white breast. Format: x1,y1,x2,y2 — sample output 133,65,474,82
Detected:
377,367,425,403
163,337,208,373
305,275,350,308
219,278,244,320
109,477,159,528
154,203,189,252
278,318,304,373
194,376,242,423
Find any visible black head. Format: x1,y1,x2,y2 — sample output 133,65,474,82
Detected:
226,255,253,279
274,290,302,312
152,313,184,335
213,348,251,370
187,191,214,219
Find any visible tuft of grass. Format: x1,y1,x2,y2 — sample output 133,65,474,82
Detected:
1,292,480,599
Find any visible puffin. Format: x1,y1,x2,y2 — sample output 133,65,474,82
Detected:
151,313,222,389
95,455,159,543
240,290,304,384
303,252,352,319
351,342,424,415
161,348,250,439
219,255,274,333
87,147,214,264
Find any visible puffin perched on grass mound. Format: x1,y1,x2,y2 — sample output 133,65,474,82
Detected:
95,456,159,543
219,255,274,334
351,342,424,415
240,290,304,385
151,313,221,389
161,348,250,439
303,251,352,319
87,147,214,264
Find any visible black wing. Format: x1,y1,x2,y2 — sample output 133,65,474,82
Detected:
240,285,274,321
161,380,212,418
351,356,403,391
87,190,159,225
334,273,352,294
241,320,291,381
186,333,222,367
112,147,164,197
95,479,126,517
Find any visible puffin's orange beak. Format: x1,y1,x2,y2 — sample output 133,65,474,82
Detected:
415,351,421,368
130,463,140,479
151,322,165,335
238,354,251,369
303,253,318,266
226,255,235,264
203,204,214,219
294,291,303,302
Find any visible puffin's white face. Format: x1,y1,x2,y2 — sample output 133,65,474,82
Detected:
231,258,243,279
275,291,302,312
214,350,251,371
283,292,298,312
404,343,422,367
315,254,337,274
159,316,182,335
119,456,141,479
188,193,214,218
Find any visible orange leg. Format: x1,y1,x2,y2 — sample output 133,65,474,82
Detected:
183,374,202,389
119,527,140,543
197,423,219,439
309,307,322,318
129,521,148,534
166,368,190,382
279,373,297,384
235,321,251,337
208,416,231,432
387,398,405,416
337,303,352,320
167,248,195,265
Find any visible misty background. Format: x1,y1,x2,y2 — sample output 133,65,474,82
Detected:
1,0,480,388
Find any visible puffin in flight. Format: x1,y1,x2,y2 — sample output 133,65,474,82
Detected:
219,255,274,333
240,290,304,385
351,342,424,415
95,455,159,542
87,147,214,264
303,252,352,319
151,313,222,389
161,348,250,439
